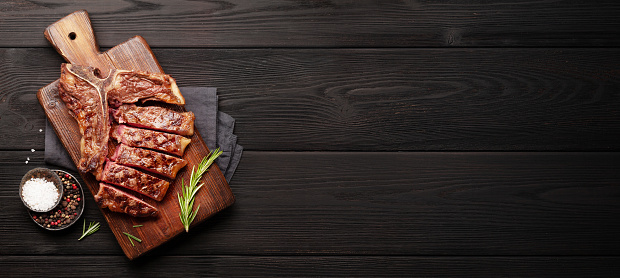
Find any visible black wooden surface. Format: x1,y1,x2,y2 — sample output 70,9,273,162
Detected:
1,1,619,277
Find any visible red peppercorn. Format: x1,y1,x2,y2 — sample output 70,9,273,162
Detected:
33,216,37,219
74,213,77,215
65,174,70,178
67,198,71,202
72,185,77,190
77,198,81,201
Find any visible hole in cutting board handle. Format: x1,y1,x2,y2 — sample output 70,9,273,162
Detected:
68,32,77,40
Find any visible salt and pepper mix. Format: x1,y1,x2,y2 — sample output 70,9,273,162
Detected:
29,170,83,229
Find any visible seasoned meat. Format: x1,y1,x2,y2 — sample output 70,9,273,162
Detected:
58,64,109,180
112,125,191,157
106,70,184,107
102,160,170,201
95,183,158,217
111,144,188,179
112,104,195,136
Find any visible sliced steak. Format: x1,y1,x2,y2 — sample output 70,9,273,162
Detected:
106,70,184,107
113,104,195,136
111,144,188,179
95,183,158,217
112,125,191,157
102,160,170,201
58,64,109,180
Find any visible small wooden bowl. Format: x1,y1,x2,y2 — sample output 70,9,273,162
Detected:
19,168,63,212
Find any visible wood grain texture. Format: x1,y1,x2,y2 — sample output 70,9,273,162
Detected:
1,1,620,47
2,151,619,256
1,255,619,277
36,11,234,259
3,48,620,151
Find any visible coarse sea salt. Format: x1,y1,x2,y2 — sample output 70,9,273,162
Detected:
22,178,59,211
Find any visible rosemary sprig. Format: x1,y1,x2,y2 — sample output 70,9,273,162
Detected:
123,232,142,243
178,148,222,232
78,219,100,241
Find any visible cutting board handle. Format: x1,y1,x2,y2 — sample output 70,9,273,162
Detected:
44,10,115,75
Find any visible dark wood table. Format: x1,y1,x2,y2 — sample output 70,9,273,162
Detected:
1,1,619,276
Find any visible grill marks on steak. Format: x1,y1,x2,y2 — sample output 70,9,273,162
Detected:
111,144,188,179
113,104,195,136
102,160,170,201
106,70,184,107
112,125,191,157
95,183,158,217
58,64,109,180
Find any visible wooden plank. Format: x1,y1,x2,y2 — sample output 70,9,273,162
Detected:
4,48,620,151
1,255,619,277
1,1,620,47
35,11,234,260
2,151,619,256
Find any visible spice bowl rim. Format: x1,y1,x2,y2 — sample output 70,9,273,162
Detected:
19,167,64,213
27,169,85,231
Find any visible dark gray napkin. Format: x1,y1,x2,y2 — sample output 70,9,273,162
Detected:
44,87,242,182
216,111,235,172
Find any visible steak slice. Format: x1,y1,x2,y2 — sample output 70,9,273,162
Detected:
113,104,195,136
106,70,184,107
58,64,109,180
102,160,170,201
95,183,158,217
112,125,191,157
111,144,188,179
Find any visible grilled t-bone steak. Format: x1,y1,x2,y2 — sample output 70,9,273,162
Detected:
111,144,188,179
58,64,109,180
106,69,185,107
95,183,158,217
57,64,196,217
113,104,195,136
112,125,191,156
102,160,170,201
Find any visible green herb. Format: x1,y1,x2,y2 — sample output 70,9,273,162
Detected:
128,237,134,246
178,148,222,232
78,219,100,241
133,225,143,228
123,232,142,243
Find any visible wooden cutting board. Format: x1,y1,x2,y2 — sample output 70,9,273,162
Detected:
37,10,235,260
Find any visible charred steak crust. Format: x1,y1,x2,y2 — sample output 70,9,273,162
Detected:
102,161,170,201
106,70,184,107
112,125,191,157
94,183,158,217
113,104,195,136
111,144,188,179
58,64,109,180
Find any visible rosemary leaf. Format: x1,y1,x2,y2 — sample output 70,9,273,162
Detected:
178,148,222,232
133,225,143,228
78,219,100,241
